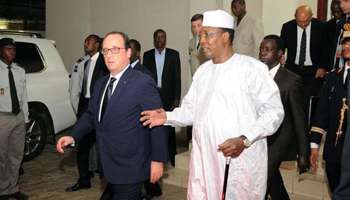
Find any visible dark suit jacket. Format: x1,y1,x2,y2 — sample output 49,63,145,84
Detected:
329,16,347,69
281,18,328,71
133,60,153,78
77,52,108,117
333,72,350,200
142,48,181,111
71,67,168,184
326,18,339,68
310,69,347,163
267,67,309,176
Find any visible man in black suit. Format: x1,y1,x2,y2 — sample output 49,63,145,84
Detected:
281,5,328,108
57,31,168,200
66,34,108,192
143,29,181,167
326,0,344,70
142,29,181,199
129,39,152,77
259,35,310,200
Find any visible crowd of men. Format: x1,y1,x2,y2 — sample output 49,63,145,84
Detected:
3,0,350,199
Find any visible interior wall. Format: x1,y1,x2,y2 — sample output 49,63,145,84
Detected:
46,0,90,71
262,0,318,35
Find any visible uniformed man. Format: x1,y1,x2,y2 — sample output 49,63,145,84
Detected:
0,38,29,200
69,54,89,115
310,36,350,193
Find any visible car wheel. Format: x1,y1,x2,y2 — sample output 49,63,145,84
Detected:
23,111,48,161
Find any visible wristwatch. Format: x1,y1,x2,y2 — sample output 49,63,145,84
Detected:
240,135,251,148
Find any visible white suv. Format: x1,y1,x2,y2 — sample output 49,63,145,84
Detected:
0,32,76,161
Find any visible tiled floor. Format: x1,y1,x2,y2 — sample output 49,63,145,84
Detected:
19,129,188,200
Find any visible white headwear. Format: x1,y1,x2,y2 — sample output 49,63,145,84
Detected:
202,10,234,29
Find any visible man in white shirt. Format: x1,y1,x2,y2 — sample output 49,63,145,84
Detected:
0,38,29,200
141,10,284,200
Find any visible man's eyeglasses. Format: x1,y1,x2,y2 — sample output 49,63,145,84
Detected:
199,31,223,40
102,46,126,55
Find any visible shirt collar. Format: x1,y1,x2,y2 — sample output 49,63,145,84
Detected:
130,59,139,68
269,63,280,79
110,64,130,80
155,48,166,55
90,52,99,61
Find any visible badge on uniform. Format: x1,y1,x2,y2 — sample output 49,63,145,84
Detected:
343,23,350,38
0,88,4,95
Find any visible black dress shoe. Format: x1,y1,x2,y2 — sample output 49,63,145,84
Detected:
9,191,28,200
65,182,91,192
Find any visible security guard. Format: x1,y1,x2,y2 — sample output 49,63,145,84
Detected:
69,54,90,114
0,38,29,200
310,37,350,193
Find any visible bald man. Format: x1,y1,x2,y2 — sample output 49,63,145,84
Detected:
281,5,328,120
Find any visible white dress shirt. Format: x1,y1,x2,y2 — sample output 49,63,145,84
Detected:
85,52,99,98
155,48,166,88
98,65,129,122
295,23,312,66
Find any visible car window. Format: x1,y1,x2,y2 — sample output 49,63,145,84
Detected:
14,42,45,73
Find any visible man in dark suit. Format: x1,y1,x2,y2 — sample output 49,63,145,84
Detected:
66,34,109,192
129,39,152,77
143,29,181,167
57,31,168,200
311,37,350,195
281,5,328,107
326,0,344,70
142,29,180,199
259,35,310,199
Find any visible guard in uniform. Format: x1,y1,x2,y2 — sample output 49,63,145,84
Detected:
310,37,350,193
0,38,29,200
69,54,90,115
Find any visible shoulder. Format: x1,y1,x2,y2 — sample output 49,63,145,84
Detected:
235,54,267,70
143,49,154,55
166,48,179,55
76,55,89,63
282,19,296,28
12,63,26,75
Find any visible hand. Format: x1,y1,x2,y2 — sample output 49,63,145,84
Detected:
315,68,327,79
56,136,75,154
297,156,310,174
150,161,164,183
218,137,245,158
310,148,319,173
140,108,166,128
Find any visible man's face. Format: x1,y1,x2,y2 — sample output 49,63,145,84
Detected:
231,1,245,17
332,1,343,20
342,41,350,60
154,31,166,50
199,26,225,59
0,45,16,64
84,37,98,54
129,42,139,63
259,39,280,68
102,34,131,75
340,0,350,14
191,19,203,36
295,11,311,29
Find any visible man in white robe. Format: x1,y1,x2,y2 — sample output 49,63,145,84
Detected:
141,10,284,200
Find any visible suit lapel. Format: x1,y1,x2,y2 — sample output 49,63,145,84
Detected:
162,48,171,85
102,66,133,123
150,50,158,82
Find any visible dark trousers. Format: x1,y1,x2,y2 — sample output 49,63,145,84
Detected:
326,161,342,192
77,131,96,185
286,64,323,101
167,126,176,166
109,182,142,200
266,169,290,200
76,96,97,185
